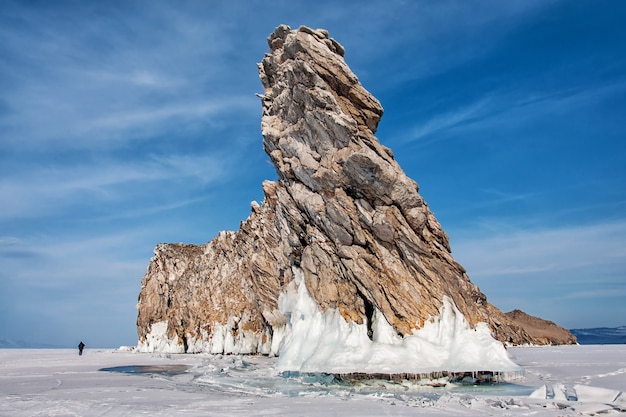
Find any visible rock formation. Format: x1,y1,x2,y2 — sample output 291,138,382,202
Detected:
505,310,577,345
136,25,575,358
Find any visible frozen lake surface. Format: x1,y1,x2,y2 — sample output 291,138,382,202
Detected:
1,345,625,416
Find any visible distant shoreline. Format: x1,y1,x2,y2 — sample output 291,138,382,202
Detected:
0,339,129,349
3,325,625,349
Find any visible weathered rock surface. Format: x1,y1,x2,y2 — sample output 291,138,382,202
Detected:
506,310,578,345
136,24,575,354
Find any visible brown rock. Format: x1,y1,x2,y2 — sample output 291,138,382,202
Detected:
136,24,567,354
505,309,577,345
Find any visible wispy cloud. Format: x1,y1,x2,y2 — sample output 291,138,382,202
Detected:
0,153,232,221
1,230,151,286
87,197,211,223
453,220,626,279
0,2,261,151
479,189,535,205
405,98,492,143
0,228,156,345
450,220,626,326
1,69,257,149
343,0,558,85
561,287,626,301
83,68,182,89
396,77,626,145
67,96,257,145
485,79,626,129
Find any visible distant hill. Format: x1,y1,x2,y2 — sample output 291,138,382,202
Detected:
0,339,66,349
505,309,577,345
569,326,626,344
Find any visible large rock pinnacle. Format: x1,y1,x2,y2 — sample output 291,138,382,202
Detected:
136,25,572,356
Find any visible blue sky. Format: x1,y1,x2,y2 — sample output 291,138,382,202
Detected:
1,1,625,348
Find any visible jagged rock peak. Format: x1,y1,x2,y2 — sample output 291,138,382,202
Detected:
260,25,383,139
136,25,574,358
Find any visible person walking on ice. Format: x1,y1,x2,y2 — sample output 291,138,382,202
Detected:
78,341,85,356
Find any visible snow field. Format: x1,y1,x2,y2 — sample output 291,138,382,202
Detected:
1,345,625,416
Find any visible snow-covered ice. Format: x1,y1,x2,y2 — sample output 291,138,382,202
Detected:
276,270,521,374
1,345,625,416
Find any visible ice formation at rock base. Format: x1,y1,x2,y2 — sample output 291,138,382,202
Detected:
139,267,521,375
276,268,521,374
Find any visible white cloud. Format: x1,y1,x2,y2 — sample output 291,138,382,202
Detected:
0,153,231,221
561,287,626,300
0,2,260,151
452,220,626,279
393,76,626,148
0,226,168,292
405,98,492,143
448,220,626,326
68,96,256,144
150,153,230,185
75,68,183,89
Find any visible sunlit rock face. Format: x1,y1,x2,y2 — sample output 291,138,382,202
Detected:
136,25,573,359
505,310,577,345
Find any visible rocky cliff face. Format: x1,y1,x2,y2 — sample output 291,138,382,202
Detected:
136,25,573,355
